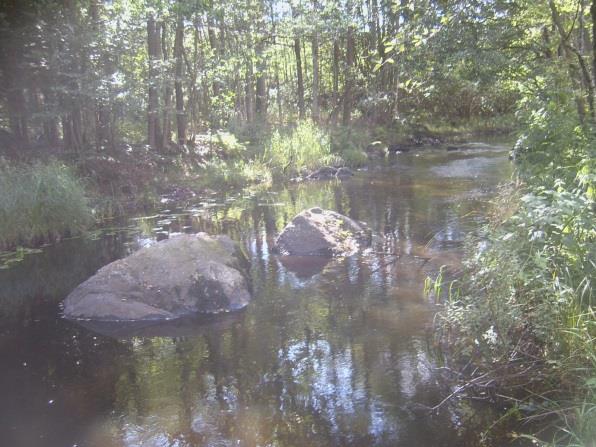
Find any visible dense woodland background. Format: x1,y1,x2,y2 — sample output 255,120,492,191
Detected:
0,0,544,154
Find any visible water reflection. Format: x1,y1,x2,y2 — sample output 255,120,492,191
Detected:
0,147,511,446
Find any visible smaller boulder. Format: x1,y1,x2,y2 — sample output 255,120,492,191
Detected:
366,141,388,158
336,167,354,178
307,166,354,180
307,166,338,180
388,144,411,153
275,208,371,257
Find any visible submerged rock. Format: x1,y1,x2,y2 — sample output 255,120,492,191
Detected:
274,207,371,257
73,312,244,339
366,141,388,158
388,143,411,153
307,166,338,180
278,255,331,279
307,166,354,180
336,167,354,178
63,233,251,321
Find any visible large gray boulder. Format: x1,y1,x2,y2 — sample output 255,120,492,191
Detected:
63,233,251,321
275,208,371,257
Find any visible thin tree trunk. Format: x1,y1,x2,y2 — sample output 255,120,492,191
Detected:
270,3,282,124
90,0,114,151
294,36,305,119
311,0,320,122
255,38,268,121
342,26,355,126
5,78,29,147
162,21,172,148
590,0,596,111
147,15,162,148
244,10,255,124
549,0,593,120
174,15,186,146
276,70,283,124
333,38,340,99
293,7,305,120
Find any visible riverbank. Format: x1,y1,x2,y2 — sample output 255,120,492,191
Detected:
433,105,595,445
0,119,515,253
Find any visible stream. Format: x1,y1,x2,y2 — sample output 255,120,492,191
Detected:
0,143,512,447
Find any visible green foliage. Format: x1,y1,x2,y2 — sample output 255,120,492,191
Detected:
205,131,247,159
196,158,272,189
263,121,336,175
438,99,595,444
0,160,93,250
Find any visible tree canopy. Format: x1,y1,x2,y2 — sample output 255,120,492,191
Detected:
3,0,592,154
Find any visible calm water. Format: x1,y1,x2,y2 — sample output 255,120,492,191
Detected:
0,144,512,447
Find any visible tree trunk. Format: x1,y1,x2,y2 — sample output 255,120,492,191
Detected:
333,39,340,103
161,21,172,149
255,38,268,121
207,15,221,99
90,0,114,152
174,15,186,146
294,35,305,119
147,15,162,149
292,7,305,120
7,92,29,148
591,0,596,112
244,9,255,124
276,70,283,124
311,0,320,122
549,0,593,121
0,1,29,149
342,26,355,126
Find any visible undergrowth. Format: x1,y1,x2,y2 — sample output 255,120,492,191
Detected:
0,160,93,250
263,120,338,176
434,94,595,445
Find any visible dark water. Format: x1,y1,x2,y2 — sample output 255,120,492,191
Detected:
0,144,512,447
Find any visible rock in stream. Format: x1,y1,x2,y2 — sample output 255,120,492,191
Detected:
63,233,251,321
274,207,371,257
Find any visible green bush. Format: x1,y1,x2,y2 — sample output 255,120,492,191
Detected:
0,160,93,249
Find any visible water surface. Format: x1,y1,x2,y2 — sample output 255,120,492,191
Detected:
0,145,511,446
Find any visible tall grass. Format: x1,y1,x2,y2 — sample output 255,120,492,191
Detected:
0,160,93,249
263,120,338,175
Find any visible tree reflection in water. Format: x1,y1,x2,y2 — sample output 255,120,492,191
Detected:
0,147,511,446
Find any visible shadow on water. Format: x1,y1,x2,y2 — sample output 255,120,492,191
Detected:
0,145,512,446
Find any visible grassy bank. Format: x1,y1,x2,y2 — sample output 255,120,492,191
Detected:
0,118,511,252
435,102,595,445
0,160,93,251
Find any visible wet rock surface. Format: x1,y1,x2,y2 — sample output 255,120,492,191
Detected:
306,166,354,180
274,207,371,257
63,233,251,320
